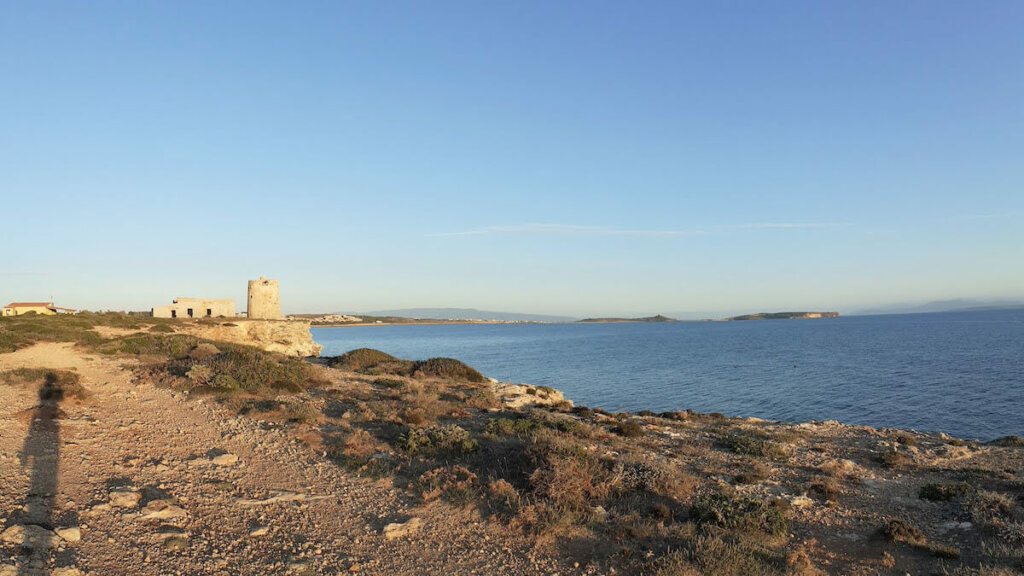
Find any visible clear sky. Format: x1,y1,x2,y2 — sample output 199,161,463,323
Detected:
2,1,1022,317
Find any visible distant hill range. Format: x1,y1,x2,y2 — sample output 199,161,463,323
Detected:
854,299,1024,316
360,308,577,323
727,312,840,321
577,314,679,323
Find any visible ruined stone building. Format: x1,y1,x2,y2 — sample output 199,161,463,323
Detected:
152,298,235,319
247,277,280,319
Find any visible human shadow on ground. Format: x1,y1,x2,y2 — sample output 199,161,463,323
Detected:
12,373,76,576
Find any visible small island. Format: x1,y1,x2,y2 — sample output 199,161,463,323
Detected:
727,311,840,321
577,314,679,323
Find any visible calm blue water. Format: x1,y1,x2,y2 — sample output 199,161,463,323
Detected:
312,310,1024,440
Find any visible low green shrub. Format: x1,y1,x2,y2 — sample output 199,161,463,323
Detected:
106,334,199,359
919,482,976,501
653,535,780,576
616,420,644,438
885,518,926,546
329,348,401,371
734,461,769,485
373,377,406,389
614,459,697,500
0,314,104,351
690,492,788,535
894,431,918,446
152,342,313,394
484,417,543,437
987,435,1024,447
412,357,486,382
723,431,788,460
879,450,909,469
396,424,478,455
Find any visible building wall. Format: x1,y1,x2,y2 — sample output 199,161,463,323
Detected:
152,298,235,319
247,278,281,320
2,305,55,316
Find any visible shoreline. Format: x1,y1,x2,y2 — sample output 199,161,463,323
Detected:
3,314,1023,574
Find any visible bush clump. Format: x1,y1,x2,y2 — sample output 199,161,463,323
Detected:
723,431,788,460
484,417,543,437
0,314,104,352
613,459,697,500
690,492,788,535
162,342,311,393
987,435,1024,448
616,420,644,438
396,424,478,456
885,518,927,546
418,465,478,503
327,349,487,382
108,334,199,359
411,357,486,382
734,461,770,485
329,348,402,371
653,535,779,576
879,450,909,469
920,482,976,502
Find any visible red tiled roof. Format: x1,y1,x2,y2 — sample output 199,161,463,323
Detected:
4,302,54,308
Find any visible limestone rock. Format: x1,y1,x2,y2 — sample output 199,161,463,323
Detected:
109,490,141,508
189,343,221,359
491,382,572,409
382,517,422,540
56,526,82,542
211,453,239,466
52,568,83,576
249,526,269,537
1,524,59,548
140,500,187,520
181,320,322,357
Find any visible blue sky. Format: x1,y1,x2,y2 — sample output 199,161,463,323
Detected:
2,1,1022,317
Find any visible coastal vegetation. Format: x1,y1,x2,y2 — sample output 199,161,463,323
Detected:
2,312,1023,575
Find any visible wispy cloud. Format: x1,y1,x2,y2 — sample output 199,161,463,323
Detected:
954,212,1020,221
712,222,840,230
429,224,705,238
429,222,843,238
0,271,51,277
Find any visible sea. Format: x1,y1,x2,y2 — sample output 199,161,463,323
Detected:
312,309,1024,441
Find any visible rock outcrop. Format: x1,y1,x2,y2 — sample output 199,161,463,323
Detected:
490,381,572,409
181,320,322,357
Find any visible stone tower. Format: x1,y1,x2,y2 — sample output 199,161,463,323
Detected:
247,277,281,319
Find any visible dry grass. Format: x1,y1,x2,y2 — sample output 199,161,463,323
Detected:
723,430,789,461
1,367,87,400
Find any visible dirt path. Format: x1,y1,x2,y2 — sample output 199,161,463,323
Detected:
0,344,567,576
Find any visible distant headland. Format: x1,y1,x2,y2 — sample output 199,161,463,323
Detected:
577,314,681,323
726,311,840,321
299,310,842,326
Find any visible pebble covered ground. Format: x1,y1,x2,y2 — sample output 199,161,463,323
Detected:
0,343,571,576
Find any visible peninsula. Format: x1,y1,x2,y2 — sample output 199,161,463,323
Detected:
577,314,680,323
727,311,840,321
